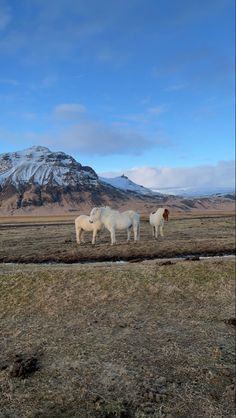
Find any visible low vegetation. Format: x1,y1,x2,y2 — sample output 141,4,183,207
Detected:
0,215,235,263
0,258,235,417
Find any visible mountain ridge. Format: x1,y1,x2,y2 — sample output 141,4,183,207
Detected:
99,174,160,196
0,146,161,214
0,146,234,215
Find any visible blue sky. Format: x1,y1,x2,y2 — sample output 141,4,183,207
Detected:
0,0,235,189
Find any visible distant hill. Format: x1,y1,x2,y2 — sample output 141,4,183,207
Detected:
0,146,162,215
151,186,235,197
0,146,235,216
100,174,160,196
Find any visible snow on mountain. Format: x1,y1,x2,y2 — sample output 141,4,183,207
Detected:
0,146,98,187
100,174,160,196
151,186,235,197
1,146,233,200
0,146,235,215
0,146,166,213
100,177,235,198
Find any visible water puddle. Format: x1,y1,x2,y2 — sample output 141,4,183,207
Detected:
1,254,235,268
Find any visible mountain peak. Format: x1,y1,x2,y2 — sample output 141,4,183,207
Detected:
11,145,51,157
26,145,50,152
100,174,159,196
0,146,97,188
0,146,148,213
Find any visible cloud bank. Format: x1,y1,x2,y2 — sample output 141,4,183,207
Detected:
0,1,11,31
28,122,155,156
1,102,169,156
53,103,87,120
100,160,235,190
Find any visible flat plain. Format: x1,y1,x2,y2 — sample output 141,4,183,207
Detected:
0,258,235,417
0,214,235,263
0,213,235,417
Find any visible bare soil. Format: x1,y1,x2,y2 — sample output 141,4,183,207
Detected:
0,215,235,263
0,259,235,417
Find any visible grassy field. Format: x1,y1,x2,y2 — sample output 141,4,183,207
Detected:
0,258,235,417
0,214,235,263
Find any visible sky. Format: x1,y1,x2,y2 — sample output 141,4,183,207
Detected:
0,0,235,190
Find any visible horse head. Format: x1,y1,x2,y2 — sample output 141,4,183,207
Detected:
89,207,100,223
163,209,169,221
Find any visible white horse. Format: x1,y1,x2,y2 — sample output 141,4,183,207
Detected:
149,208,169,239
89,207,140,245
75,215,103,245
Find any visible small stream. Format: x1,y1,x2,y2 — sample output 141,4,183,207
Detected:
1,253,235,267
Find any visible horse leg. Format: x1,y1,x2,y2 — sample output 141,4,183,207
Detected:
92,229,97,245
160,225,164,237
134,222,140,242
127,226,132,242
80,229,85,243
155,226,159,239
76,227,81,244
110,228,116,245
133,225,137,242
152,226,155,238
137,223,140,240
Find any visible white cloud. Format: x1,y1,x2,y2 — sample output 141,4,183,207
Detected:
147,104,168,116
0,2,11,30
122,113,148,124
96,46,128,65
122,104,168,124
0,78,20,86
100,161,235,190
2,120,155,156
50,104,154,154
53,103,87,120
165,84,187,92
0,99,172,156
40,75,58,88
49,122,154,155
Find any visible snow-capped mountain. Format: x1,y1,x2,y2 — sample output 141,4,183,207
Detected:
0,146,98,187
0,146,162,213
0,146,234,215
100,174,159,196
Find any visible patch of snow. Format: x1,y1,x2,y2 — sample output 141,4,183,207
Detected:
0,146,97,188
100,175,160,195
151,186,235,197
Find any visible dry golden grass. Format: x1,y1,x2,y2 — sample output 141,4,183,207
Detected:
0,215,75,224
0,258,235,417
0,215,235,263
0,210,235,224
